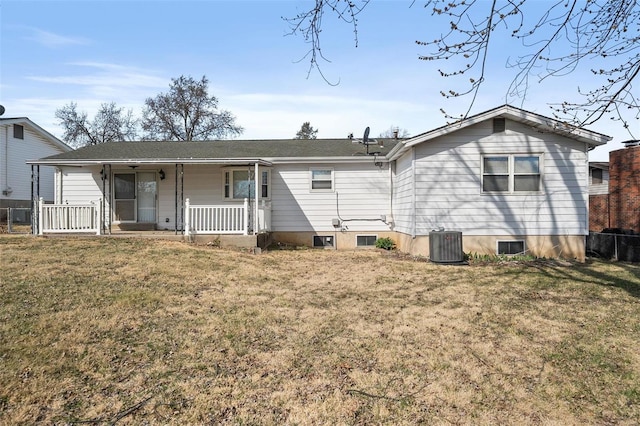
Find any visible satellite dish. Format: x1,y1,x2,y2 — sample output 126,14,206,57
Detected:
363,126,370,143
0,105,5,116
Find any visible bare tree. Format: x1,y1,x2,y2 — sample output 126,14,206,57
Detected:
284,0,639,136
378,125,410,139
294,121,319,139
55,102,138,148
141,75,243,141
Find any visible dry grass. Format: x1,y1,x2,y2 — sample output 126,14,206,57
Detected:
1,236,640,425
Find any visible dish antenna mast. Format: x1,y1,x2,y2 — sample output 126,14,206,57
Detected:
361,126,378,155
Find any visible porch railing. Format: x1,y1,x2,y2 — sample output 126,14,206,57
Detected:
38,197,102,235
184,198,271,236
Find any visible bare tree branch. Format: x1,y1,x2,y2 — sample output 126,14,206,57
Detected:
284,0,639,135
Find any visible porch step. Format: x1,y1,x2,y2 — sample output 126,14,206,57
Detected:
112,223,157,231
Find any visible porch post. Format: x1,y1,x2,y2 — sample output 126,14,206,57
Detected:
184,198,190,236
254,162,259,235
95,199,102,235
38,197,44,236
31,164,36,235
174,163,178,234
243,198,249,236
106,164,112,235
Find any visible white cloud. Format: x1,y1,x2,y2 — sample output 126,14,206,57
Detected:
25,27,90,48
225,92,436,139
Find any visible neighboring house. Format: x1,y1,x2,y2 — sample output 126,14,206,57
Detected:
0,117,70,219
589,141,640,233
589,162,610,232
30,105,611,261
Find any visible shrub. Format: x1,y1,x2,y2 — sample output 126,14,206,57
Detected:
375,237,395,250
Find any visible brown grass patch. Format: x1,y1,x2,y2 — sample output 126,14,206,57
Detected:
1,236,640,424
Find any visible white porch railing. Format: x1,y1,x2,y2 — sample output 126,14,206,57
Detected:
184,198,272,236
38,197,102,235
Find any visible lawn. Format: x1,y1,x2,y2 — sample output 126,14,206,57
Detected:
1,236,640,425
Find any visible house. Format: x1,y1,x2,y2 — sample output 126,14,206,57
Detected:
0,117,70,220
589,162,610,232
589,141,640,233
29,105,611,261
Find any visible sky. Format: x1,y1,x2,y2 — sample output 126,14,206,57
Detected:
0,0,637,161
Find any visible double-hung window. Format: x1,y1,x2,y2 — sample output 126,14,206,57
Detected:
482,155,542,194
310,168,333,192
224,169,270,200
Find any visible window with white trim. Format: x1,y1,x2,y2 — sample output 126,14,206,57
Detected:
310,168,334,192
482,155,541,193
223,168,270,200
497,240,525,255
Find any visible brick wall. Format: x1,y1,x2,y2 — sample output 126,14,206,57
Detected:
609,145,640,233
589,194,609,231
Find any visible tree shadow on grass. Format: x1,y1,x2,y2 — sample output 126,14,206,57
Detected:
499,258,640,299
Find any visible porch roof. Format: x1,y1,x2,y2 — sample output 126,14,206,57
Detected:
29,138,402,166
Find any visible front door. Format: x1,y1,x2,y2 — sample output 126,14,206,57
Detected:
113,172,157,223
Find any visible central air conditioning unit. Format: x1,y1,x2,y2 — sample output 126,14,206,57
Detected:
429,230,464,263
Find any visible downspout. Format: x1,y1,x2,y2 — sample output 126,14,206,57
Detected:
180,164,184,233
3,125,8,194
389,160,394,229
411,147,416,239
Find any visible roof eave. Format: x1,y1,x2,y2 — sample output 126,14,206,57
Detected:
27,158,274,166
2,117,71,152
388,105,612,160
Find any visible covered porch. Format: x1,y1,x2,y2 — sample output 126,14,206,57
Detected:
29,158,272,242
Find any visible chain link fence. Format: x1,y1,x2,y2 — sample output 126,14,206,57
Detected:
2,208,32,234
587,230,640,262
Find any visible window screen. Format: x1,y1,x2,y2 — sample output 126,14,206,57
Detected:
356,235,377,247
497,240,525,255
311,169,333,191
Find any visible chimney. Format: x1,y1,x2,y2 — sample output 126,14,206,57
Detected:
622,139,640,148
393,128,399,139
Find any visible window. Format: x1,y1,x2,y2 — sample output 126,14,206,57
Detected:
223,168,270,200
356,235,377,247
13,124,24,140
591,168,603,185
482,155,541,193
497,240,525,255
313,235,334,248
310,168,333,191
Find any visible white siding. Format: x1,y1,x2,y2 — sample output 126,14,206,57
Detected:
404,119,589,236
1,124,64,202
271,162,392,232
391,150,414,234
59,167,104,204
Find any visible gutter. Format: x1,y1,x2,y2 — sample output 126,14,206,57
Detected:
27,158,274,167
